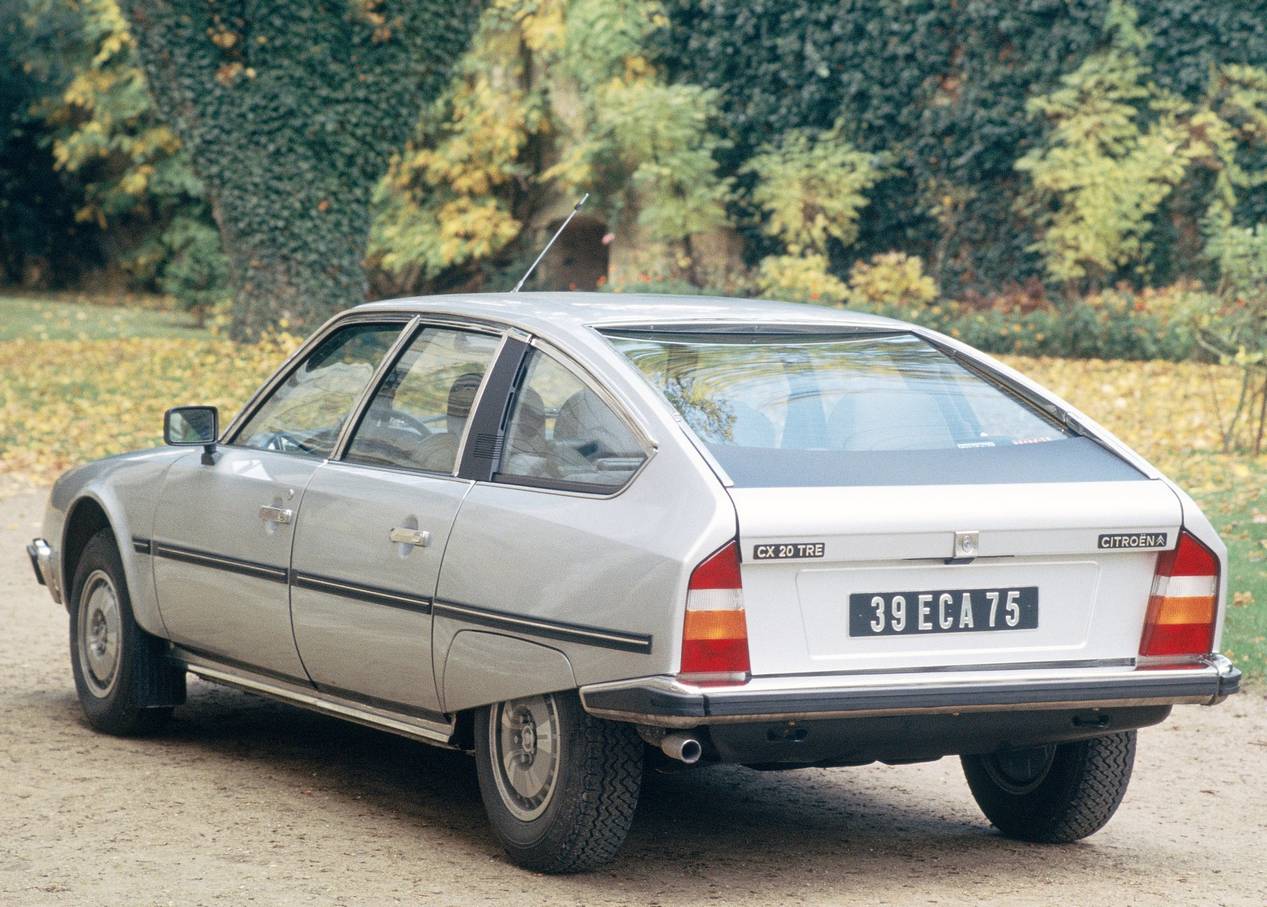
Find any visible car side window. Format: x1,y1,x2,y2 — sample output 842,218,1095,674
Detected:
497,348,646,491
235,322,403,458
344,327,501,474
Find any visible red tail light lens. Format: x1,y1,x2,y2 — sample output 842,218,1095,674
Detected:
679,541,750,685
1139,530,1219,659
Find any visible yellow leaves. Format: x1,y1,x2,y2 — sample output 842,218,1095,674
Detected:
118,164,154,197
847,252,937,308
496,0,566,54
1234,591,1256,607
434,197,520,262
209,29,238,50
0,335,300,485
756,255,849,305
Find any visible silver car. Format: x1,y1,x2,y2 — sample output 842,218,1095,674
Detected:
27,293,1241,872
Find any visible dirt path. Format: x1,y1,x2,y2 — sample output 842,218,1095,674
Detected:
2,487,1265,906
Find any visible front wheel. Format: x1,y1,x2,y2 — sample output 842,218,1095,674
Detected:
68,529,182,735
960,731,1136,843
474,691,643,873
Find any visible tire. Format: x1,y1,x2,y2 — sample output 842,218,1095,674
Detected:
960,731,1136,843
68,529,181,736
474,691,643,873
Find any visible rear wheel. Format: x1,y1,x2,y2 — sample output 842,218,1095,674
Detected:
474,691,643,873
960,731,1136,843
69,529,181,735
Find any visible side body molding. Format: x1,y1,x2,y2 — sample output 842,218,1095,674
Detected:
441,631,577,713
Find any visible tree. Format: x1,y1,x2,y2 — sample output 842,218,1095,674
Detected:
118,0,482,338
20,0,225,312
1018,2,1267,293
0,2,100,285
370,0,734,295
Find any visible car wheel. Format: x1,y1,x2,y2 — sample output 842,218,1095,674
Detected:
474,691,643,873
69,529,181,735
960,731,1136,843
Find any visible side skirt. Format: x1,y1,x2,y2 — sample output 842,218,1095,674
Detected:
169,646,457,748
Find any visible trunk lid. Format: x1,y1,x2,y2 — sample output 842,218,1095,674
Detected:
731,479,1180,675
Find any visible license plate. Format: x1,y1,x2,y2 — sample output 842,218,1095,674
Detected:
848,587,1039,637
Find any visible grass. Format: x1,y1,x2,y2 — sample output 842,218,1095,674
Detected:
1184,471,1267,679
0,292,208,341
0,289,1264,678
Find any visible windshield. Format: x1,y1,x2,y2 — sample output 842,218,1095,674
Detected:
603,328,1140,487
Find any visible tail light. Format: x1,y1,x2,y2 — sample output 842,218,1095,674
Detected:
679,540,750,685
1139,530,1219,659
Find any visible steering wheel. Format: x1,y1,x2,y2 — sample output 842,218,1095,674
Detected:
366,408,432,439
257,430,310,453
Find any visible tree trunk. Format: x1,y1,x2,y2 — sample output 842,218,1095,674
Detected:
208,182,371,340
120,0,480,339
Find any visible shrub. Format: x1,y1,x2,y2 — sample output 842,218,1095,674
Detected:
756,254,848,306
846,252,937,309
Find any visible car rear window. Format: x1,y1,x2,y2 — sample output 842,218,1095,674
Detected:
602,328,1142,487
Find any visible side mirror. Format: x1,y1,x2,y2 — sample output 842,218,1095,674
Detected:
164,405,219,464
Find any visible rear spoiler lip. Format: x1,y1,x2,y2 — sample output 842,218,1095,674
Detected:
580,656,1240,729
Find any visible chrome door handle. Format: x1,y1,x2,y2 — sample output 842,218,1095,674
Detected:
259,505,294,525
389,527,431,548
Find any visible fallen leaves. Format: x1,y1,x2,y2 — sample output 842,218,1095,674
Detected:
0,335,300,484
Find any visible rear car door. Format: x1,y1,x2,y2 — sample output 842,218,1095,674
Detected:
288,323,503,715
151,319,406,678
604,328,1183,677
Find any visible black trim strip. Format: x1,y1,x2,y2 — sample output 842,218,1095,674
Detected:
292,571,433,614
152,541,289,583
316,682,448,724
491,472,626,495
458,336,530,482
433,599,652,654
132,537,152,555
584,672,1227,721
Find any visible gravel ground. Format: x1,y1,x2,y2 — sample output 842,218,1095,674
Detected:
2,486,1266,906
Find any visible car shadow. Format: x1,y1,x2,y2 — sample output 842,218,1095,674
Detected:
47,679,1127,894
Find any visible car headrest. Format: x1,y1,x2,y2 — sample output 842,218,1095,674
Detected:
507,387,548,455
555,388,627,456
446,372,484,435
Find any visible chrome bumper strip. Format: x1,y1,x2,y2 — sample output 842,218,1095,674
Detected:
579,656,1242,728
26,538,61,604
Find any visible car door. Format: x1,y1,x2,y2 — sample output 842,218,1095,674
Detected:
288,323,503,715
151,318,407,679
433,342,687,699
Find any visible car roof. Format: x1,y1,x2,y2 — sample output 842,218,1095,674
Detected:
352,292,908,343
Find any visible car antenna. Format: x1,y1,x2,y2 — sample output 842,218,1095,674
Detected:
512,192,590,293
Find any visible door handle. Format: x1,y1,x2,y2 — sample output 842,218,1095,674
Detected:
259,505,294,525
389,527,431,548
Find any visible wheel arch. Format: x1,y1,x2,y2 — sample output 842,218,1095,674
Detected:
60,490,167,638
440,630,578,715
62,495,112,596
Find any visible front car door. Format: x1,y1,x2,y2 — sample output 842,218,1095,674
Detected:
150,318,407,678
288,322,503,715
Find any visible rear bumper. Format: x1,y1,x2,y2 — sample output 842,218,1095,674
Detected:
579,656,1242,728
26,538,61,603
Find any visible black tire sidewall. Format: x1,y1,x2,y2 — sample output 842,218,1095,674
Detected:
68,530,166,733
961,731,1135,842
473,691,643,871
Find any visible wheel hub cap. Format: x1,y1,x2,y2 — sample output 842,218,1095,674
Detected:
78,570,122,698
985,744,1057,795
491,695,562,821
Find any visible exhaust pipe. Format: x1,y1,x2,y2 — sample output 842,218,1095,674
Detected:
660,733,702,765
